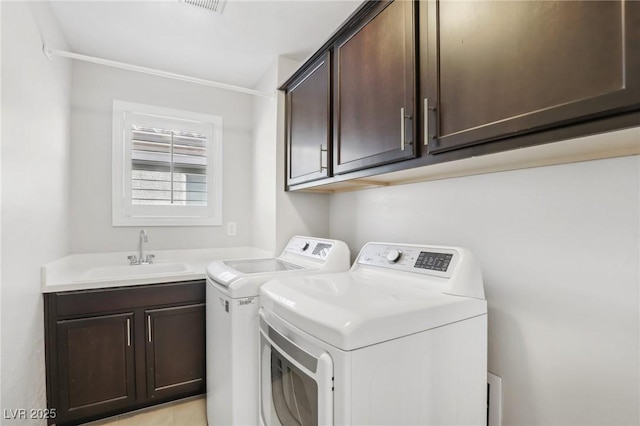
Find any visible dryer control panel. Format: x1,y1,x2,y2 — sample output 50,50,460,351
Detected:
357,243,460,279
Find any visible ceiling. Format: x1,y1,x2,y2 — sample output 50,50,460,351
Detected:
48,0,362,89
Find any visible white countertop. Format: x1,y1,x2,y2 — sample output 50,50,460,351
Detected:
42,246,274,293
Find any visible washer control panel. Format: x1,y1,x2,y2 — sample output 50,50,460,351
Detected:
357,243,459,278
284,237,334,260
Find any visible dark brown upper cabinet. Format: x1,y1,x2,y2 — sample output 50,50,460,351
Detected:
281,0,640,192
333,0,416,174
422,0,640,153
286,52,332,187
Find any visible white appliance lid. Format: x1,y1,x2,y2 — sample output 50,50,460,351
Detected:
260,270,487,351
205,236,351,299
205,257,314,292
222,258,303,274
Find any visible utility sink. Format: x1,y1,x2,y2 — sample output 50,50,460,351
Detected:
42,247,275,292
81,262,191,281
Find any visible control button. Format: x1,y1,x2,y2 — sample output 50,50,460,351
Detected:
301,241,310,251
387,249,402,264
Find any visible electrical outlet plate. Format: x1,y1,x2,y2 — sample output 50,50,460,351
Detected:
226,222,237,236
487,372,502,426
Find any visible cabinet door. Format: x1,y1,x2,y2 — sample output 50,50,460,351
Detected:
423,0,640,152
333,0,416,175
145,304,206,400
56,313,136,423
286,52,331,186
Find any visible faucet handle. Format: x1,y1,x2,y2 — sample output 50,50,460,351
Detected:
128,255,138,265
145,254,155,264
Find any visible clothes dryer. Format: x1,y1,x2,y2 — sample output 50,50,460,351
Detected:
259,242,487,425
206,236,350,425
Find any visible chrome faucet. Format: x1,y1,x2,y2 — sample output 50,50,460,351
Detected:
139,229,147,261
128,229,155,265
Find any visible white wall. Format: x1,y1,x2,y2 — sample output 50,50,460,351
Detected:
329,151,640,425
1,1,4,415
251,60,279,252
251,56,331,253
1,1,71,419
70,61,254,253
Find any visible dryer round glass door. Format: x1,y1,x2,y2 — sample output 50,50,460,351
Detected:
259,316,333,426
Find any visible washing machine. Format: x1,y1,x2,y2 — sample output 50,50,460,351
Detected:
258,242,488,425
206,236,350,425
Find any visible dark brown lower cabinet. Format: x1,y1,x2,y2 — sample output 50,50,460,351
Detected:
44,281,206,425
56,313,136,419
146,304,206,400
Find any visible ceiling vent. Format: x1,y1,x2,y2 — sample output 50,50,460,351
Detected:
180,0,226,14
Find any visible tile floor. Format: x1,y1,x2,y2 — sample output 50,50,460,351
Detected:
86,397,207,426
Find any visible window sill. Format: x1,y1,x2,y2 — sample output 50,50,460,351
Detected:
113,216,222,227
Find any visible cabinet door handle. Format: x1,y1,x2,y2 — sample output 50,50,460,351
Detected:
319,145,328,171
400,107,406,151
424,98,436,146
400,108,413,151
147,315,152,342
126,318,131,347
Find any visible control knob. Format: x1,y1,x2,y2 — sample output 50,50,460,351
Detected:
387,249,402,264
301,241,310,251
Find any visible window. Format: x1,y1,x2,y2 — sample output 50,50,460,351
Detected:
112,101,222,226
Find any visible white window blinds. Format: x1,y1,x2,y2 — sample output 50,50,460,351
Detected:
112,101,223,227
131,125,208,206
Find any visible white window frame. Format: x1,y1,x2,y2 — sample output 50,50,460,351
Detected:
112,100,223,226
